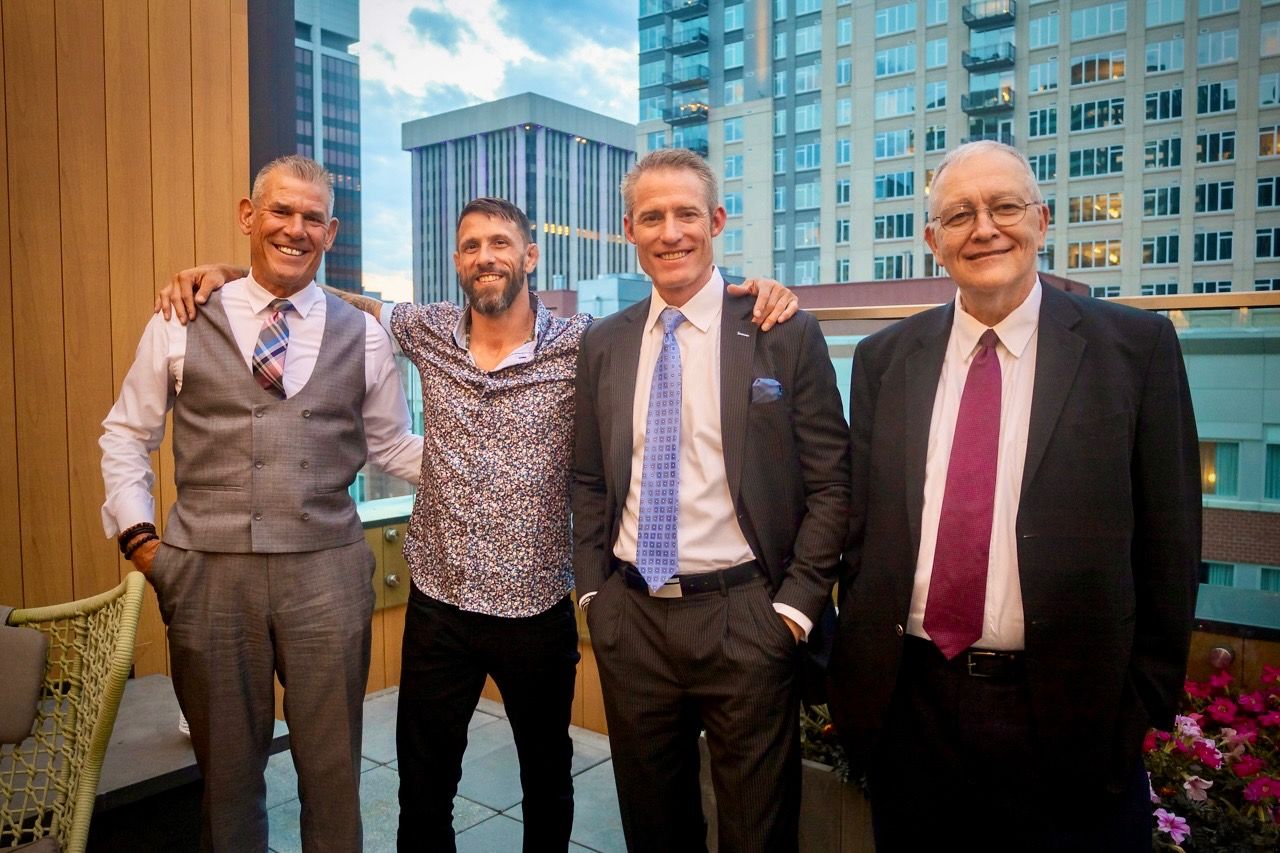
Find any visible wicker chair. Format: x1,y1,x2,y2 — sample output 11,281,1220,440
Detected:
1,572,146,853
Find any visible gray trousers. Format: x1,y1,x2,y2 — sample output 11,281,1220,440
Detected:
151,541,375,853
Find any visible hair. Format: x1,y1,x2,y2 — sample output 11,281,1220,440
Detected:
456,197,533,244
620,148,719,218
927,140,1043,218
250,154,335,216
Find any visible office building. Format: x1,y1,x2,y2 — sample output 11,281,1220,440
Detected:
402,92,638,304
295,0,362,292
637,0,1280,296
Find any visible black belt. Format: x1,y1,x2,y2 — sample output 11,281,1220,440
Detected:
620,560,761,597
904,635,1025,680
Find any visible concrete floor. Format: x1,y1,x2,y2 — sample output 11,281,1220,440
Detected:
263,688,626,852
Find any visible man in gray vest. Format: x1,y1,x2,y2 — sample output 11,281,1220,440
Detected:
99,155,423,852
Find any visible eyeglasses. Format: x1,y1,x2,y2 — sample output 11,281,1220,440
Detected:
931,199,1044,232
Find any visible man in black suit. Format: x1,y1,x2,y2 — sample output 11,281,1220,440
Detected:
828,140,1200,850
572,148,849,853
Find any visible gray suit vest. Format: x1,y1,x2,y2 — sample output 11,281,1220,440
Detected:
163,290,368,553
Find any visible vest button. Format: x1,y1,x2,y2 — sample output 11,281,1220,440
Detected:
253,512,263,521
895,624,905,637
255,409,264,418
300,460,310,469
301,409,312,418
300,512,310,521
254,461,264,469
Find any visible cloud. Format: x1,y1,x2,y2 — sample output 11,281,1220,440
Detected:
406,7,472,51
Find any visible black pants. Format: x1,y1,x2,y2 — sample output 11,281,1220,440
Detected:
396,589,580,853
869,637,1152,852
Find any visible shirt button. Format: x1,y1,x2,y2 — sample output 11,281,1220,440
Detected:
895,624,905,637
300,460,310,469
253,512,263,521
300,512,310,521
255,409,264,418
301,410,311,419
254,461,264,469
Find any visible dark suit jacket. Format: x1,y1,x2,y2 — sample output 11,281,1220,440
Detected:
828,284,1200,796
572,288,850,626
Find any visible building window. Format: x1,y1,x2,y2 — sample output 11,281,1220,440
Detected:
795,181,821,209
1070,2,1126,41
835,178,851,204
1029,152,1057,182
724,117,743,143
1067,240,1123,269
1146,0,1184,26
774,147,786,174
836,138,851,164
876,2,917,38
876,44,916,78
724,193,744,217
724,80,745,105
640,24,666,52
924,252,947,277
1195,181,1234,213
875,86,916,119
1141,282,1179,296
796,0,821,14
725,3,745,32
774,109,787,137
775,70,788,98
1143,186,1181,217
874,253,914,280
640,95,666,122
1262,567,1280,593
1262,72,1280,108
874,212,914,240
1261,125,1280,158
724,155,744,180
925,124,946,152
1197,29,1239,66
795,23,822,55
837,98,852,126
1145,37,1184,74
1200,562,1235,587
1193,280,1232,293
875,128,914,159
1197,80,1238,116
723,228,743,254
926,0,947,27
1029,107,1057,139
836,58,854,87
925,81,947,110
1257,278,1280,291
874,171,915,200
1069,97,1125,132
795,220,820,249
796,62,822,94
794,259,819,285
774,32,787,60
1090,285,1121,297
1193,231,1233,262
1068,191,1123,223
795,102,822,132
1145,89,1182,122
1141,234,1179,265
1265,444,1280,500
1200,441,1239,496
836,258,851,283
1259,176,1280,209
836,218,851,244
1070,145,1124,177
1258,227,1280,259
1029,13,1060,50
725,41,744,70
1196,130,1235,164
1144,138,1181,170
774,224,787,251
774,186,787,212
1265,21,1280,58
837,17,852,46
647,130,668,152
1198,0,1240,17
774,0,787,22
926,38,947,69
1070,50,1125,86
1029,59,1059,93
795,141,821,171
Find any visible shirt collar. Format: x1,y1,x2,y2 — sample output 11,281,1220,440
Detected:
952,278,1042,360
451,293,547,350
644,266,723,334
244,272,321,319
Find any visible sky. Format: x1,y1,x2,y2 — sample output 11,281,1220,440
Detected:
355,0,638,302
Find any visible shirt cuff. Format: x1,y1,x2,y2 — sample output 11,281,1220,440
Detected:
772,603,812,642
578,591,596,611
380,302,401,351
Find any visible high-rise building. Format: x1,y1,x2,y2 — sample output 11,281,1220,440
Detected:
295,0,362,293
402,92,637,305
637,0,1280,297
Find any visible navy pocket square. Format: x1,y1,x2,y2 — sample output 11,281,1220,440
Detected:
751,377,783,403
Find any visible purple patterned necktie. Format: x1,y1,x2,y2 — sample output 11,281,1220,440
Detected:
636,308,687,590
924,329,1002,660
252,298,293,400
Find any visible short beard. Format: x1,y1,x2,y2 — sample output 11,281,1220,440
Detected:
464,267,526,316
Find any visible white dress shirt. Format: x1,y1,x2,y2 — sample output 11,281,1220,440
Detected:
908,280,1042,651
100,274,423,537
611,269,812,637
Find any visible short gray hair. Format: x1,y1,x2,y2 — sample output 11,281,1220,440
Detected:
928,140,1043,218
621,148,718,218
250,154,335,217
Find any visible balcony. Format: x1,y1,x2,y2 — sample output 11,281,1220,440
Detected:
668,0,709,19
669,63,709,89
670,26,709,53
962,86,1015,115
662,101,710,125
962,41,1016,71
962,0,1016,30
678,138,710,156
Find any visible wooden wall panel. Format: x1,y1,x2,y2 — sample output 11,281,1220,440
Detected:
190,0,238,265
230,0,250,238
56,0,118,602
4,0,72,607
0,1,21,608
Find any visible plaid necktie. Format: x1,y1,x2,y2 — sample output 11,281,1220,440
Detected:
252,298,294,400
923,329,1002,659
636,308,687,590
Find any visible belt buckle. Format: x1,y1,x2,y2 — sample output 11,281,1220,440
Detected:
651,579,683,599
966,650,999,678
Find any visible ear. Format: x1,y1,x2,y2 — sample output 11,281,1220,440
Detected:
524,241,540,273
710,205,726,238
237,198,254,236
923,221,940,257
324,217,340,250
623,215,636,244
1034,201,1050,247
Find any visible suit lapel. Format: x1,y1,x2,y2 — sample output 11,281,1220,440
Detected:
719,293,755,503
610,299,649,507
1022,286,1085,492
904,304,952,558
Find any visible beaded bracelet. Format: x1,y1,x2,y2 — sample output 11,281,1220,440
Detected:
123,533,160,561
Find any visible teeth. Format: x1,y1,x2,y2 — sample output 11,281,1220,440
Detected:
276,246,303,256
476,274,502,282
658,251,688,260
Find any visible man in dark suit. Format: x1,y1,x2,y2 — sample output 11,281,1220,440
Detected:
572,148,849,853
828,140,1200,850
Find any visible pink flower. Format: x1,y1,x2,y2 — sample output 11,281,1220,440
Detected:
1238,691,1266,714
1149,772,1160,804
1232,754,1266,778
1186,679,1212,699
1183,775,1214,802
1232,718,1259,741
1260,711,1280,727
1175,715,1202,737
1157,730,1172,742
1154,808,1191,844
1192,739,1223,769
1143,730,1158,752
1173,738,1192,755
1209,670,1235,691
1261,664,1280,686
1207,697,1238,723
1244,776,1280,803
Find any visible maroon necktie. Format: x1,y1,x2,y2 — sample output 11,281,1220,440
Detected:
924,329,1002,660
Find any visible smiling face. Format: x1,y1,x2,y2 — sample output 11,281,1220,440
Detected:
924,147,1049,324
453,212,539,317
623,167,725,308
238,171,338,298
